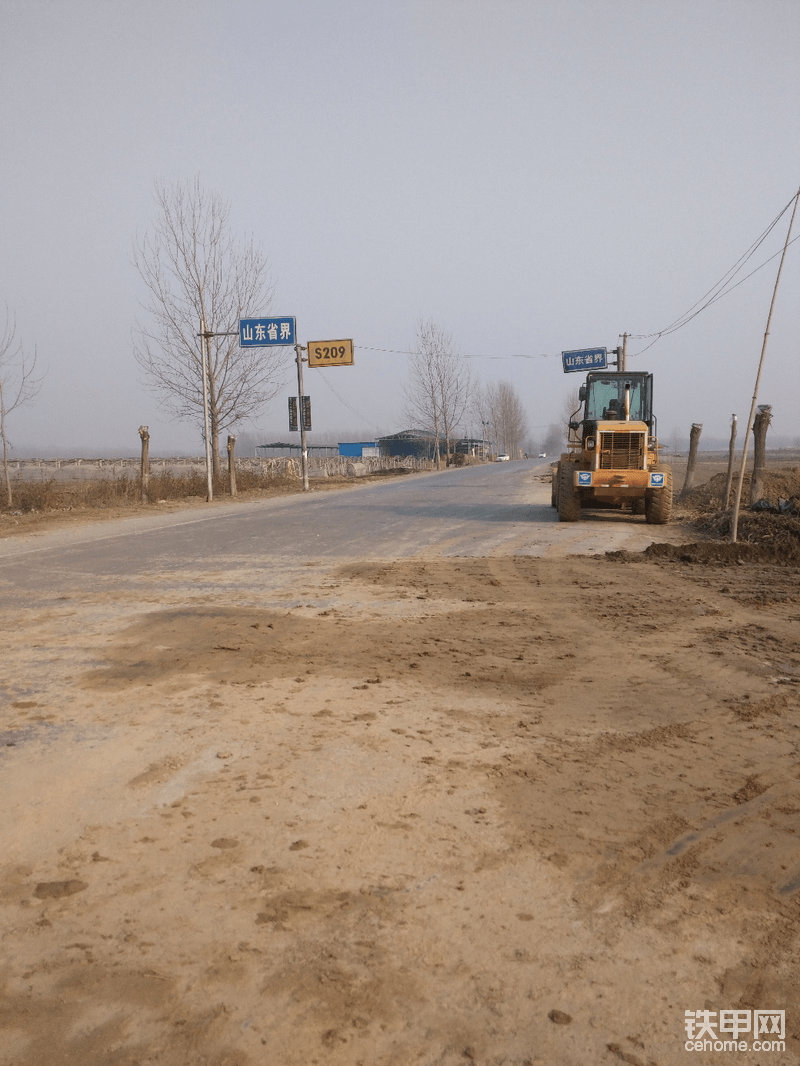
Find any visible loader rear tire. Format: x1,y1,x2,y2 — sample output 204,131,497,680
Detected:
557,463,581,522
645,466,673,525
551,463,559,508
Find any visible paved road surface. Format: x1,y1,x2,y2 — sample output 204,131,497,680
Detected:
0,459,693,601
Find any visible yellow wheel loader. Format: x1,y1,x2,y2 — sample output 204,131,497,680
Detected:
551,371,672,524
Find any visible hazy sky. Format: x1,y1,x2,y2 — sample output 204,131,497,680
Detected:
1,0,798,455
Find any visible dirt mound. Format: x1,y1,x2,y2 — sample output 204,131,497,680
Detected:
606,541,772,565
678,467,800,514
664,467,800,565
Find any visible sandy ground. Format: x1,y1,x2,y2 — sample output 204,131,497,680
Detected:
1,468,800,1065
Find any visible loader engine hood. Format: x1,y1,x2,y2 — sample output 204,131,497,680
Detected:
590,421,649,470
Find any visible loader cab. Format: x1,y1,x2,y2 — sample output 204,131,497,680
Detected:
576,372,654,440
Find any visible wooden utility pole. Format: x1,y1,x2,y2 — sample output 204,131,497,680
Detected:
750,405,772,505
680,423,703,499
227,434,237,497
732,186,800,542
723,415,737,508
138,425,150,503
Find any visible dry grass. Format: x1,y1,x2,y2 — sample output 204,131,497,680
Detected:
2,468,300,514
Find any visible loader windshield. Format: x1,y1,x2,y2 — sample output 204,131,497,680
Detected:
584,373,652,424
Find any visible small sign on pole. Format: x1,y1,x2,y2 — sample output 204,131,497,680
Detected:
307,339,354,368
562,347,607,373
288,396,311,432
240,317,296,347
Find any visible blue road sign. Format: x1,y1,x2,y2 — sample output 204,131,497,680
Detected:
239,317,296,347
562,347,607,373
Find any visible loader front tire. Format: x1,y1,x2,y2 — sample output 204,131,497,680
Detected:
645,466,673,525
557,463,581,522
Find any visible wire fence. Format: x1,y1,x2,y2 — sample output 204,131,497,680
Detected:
5,454,434,482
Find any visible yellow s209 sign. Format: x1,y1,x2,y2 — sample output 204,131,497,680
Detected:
307,339,354,368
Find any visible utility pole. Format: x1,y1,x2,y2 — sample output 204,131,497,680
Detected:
620,332,628,372
197,323,240,503
731,185,800,543
723,414,737,508
611,334,628,370
200,317,213,502
294,343,310,491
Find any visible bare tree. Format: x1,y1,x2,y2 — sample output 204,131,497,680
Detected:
0,307,42,507
133,178,284,475
475,380,528,458
403,319,471,468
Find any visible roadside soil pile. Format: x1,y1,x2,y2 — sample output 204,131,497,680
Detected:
2,531,800,1063
666,467,800,564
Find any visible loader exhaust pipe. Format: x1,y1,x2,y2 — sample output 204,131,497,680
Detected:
623,383,631,422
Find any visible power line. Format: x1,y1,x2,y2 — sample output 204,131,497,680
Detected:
356,345,554,360
315,367,383,433
631,191,799,357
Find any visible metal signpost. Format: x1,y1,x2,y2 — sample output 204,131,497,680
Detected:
293,343,310,491
237,316,309,489
561,347,607,373
239,318,355,493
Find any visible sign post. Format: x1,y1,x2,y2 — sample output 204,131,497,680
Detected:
239,318,355,492
237,317,310,491
294,343,310,491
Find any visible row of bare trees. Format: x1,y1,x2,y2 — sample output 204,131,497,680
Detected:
403,317,528,464
473,380,528,458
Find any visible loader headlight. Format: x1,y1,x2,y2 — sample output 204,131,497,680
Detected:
585,437,596,450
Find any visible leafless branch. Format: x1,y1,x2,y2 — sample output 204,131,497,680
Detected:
403,318,472,468
132,177,285,474
475,380,527,458
1,306,44,506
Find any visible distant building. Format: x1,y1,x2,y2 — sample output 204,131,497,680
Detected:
338,441,379,458
455,437,488,457
377,429,440,459
257,442,338,457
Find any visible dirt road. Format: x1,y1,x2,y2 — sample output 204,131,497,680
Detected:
1,469,799,1065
